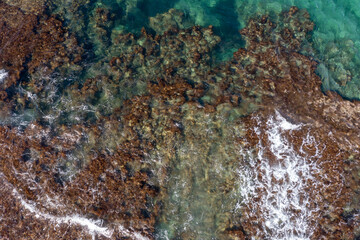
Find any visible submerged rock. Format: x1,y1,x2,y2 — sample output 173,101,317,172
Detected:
0,2,83,124
149,8,193,34
0,4,359,240
0,2,82,85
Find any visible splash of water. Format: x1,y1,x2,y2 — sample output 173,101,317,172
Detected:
0,69,7,84
238,111,321,239
0,172,149,240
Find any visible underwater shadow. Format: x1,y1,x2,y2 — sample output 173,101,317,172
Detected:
210,0,245,62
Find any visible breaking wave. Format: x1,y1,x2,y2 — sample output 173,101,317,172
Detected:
237,111,321,239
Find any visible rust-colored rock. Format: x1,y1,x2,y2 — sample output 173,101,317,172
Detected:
221,7,360,239
0,5,359,240
2,0,47,15
0,2,83,91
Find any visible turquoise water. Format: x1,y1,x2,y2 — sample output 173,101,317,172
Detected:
35,0,360,235
173,0,360,99
50,0,360,99
3,0,360,239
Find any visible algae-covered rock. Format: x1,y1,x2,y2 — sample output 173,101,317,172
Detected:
149,8,193,34
2,0,47,15
0,3,359,240
0,2,83,124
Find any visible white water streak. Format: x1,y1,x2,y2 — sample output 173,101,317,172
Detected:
0,69,8,84
12,188,113,240
239,111,320,240
1,173,148,240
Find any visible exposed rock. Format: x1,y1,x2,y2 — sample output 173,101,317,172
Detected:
0,2,82,87
224,7,360,239
0,5,359,240
0,2,83,124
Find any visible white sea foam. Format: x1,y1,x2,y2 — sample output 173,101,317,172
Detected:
0,69,8,84
12,188,113,240
14,190,149,240
118,225,150,240
237,111,321,240
0,173,148,240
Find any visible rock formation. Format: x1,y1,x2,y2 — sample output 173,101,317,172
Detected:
0,3,358,239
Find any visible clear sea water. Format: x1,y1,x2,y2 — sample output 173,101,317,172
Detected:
3,0,360,239
52,0,360,237
177,0,360,99
89,0,359,238
57,0,360,99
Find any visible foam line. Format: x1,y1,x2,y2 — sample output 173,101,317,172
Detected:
0,69,8,84
1,173,148,240
238,111,320,239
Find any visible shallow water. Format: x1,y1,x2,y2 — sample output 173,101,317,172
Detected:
1,0,360,239
172,0,360,99
50,2,360,237
90,0,360,96
154,110,326,239
15,0,355,127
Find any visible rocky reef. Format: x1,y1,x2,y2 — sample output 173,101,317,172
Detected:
0,2,359,239
2,0,47,15
0,1,83,125
227,8,360,238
